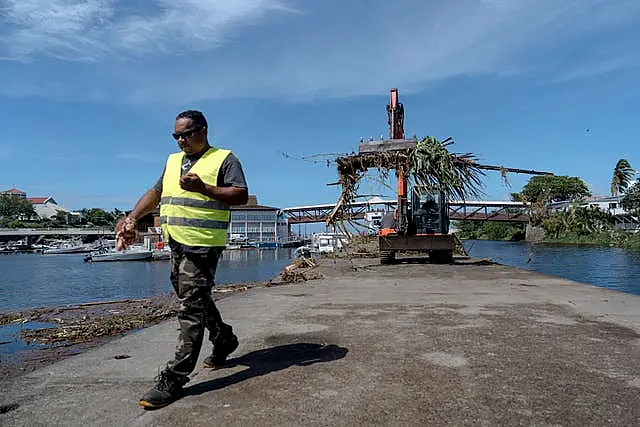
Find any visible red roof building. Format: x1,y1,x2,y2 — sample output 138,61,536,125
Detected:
1,188,27,199
26,197,56,205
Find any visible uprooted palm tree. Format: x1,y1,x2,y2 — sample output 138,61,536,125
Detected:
611,159,636,198
326,136,486,227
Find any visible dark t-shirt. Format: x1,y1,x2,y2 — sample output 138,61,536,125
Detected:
157,145,248,253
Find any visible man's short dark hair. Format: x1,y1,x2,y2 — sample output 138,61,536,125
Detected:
176,110,208,129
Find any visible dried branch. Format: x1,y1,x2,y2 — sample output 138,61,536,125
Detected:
327,136,485,225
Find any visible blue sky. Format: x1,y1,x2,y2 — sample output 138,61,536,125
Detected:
0,0,639,212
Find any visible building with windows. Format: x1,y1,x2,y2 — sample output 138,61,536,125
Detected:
229,196,288,247
548,195,624,214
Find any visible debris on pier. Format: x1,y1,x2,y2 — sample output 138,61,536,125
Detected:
2,285,260,347
278,256,321,283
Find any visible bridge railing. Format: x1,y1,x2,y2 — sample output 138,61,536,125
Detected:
283,200,530,224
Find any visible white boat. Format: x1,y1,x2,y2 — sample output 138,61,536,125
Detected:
84,245,153,262
43,240,93,254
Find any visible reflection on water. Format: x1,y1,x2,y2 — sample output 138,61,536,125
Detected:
0,321,54,359
221,248,290,262
0,249,294,312
2,242,638,311
463,240,640,296
216,248,294,285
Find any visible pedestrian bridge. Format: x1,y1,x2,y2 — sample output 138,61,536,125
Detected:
283,198,530,224
0,199,531,239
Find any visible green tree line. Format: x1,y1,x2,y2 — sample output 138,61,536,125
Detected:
456,158,640,249
0,195,124,228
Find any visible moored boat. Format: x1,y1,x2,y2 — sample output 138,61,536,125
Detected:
43,240,93,254
84,245,153,262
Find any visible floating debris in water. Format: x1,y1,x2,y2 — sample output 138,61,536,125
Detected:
20,311,177,345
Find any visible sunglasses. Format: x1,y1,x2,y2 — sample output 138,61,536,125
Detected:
172,126,203,141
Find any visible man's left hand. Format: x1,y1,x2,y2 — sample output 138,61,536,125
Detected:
180,173,207,194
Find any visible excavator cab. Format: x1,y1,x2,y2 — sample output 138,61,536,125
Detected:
380,186,449,237
409,186,449,236
378,185,454,264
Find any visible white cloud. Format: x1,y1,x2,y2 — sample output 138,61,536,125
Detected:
123,0,640,103
1,0,115,60
0,0,293,60
551,58,634,84
0,0,638,103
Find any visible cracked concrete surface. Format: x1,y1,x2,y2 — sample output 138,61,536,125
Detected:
1,258,639,426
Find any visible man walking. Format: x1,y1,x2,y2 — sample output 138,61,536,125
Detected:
116,110,249,409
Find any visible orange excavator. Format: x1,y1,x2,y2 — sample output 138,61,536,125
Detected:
359,88,454,264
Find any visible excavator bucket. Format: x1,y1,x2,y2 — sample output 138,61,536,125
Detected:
358,88,416,154
358,139,416,154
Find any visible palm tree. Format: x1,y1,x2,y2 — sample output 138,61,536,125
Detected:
611,159,636,197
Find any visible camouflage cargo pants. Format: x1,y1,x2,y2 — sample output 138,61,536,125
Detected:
165,244,235,378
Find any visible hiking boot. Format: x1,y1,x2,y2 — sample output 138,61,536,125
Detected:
203,334,239,369
139,370,189,410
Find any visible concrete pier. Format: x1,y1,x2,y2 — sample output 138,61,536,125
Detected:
2,257,639,426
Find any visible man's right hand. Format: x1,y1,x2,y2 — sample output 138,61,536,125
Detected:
115,216,138,251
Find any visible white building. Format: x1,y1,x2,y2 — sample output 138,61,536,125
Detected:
1,188,78,222
27,197,65,219
228,196,288,247
548,195,639,231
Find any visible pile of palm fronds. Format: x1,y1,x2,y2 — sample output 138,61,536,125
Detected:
327,136,485,225
278,257,322,283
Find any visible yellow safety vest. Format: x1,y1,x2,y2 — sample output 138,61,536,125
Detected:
160,147,232,247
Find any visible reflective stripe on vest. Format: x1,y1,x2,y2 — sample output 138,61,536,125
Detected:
159,147,232,247
159,216,229,230
159,196,228,210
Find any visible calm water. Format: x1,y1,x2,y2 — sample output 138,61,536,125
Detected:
0,248,295,312
2,243,638,311
463,240,640,295
0,249,295,360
